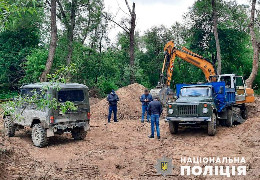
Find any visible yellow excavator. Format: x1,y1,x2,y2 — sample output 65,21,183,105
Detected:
150,40,254,111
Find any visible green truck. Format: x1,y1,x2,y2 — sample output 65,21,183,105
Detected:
166,82,236,136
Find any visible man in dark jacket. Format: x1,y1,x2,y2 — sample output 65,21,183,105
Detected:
107,90,119,123
140,89,153,123
147,97,162,139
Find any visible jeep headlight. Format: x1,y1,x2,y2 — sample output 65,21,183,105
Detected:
203,108,208,114
168,109,174,114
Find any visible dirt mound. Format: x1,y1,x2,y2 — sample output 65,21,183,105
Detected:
247,96,260,118
91,83,146,121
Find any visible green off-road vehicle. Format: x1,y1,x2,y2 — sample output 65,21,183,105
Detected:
3,83,90,147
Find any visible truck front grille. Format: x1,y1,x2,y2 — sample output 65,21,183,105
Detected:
177,105,198,115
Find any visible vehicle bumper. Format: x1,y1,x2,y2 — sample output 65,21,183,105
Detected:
165,116,211,122
47,121,89,137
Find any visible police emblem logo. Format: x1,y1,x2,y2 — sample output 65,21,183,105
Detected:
161,162,168,171
155,156,173,176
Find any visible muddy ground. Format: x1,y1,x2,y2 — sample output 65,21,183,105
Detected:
0,84,259,180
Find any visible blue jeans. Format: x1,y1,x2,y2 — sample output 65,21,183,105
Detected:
108,105,117,122
141,105,150,122
151,114,160,137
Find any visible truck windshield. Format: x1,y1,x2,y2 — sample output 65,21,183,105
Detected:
58,90,84,102
180,87,210,97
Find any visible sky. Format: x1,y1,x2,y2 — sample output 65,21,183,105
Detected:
104,0,250,41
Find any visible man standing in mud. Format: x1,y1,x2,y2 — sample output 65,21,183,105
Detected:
147,97,162,139
107,90,119,123
140,89,153,123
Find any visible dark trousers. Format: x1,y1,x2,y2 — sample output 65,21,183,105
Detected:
108,105,117,122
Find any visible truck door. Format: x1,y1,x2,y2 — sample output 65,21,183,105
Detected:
235,76,246,102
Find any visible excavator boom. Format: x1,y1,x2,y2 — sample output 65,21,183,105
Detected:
151,41,216,104
151,40,254,105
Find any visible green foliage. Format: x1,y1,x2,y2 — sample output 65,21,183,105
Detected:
0,27,40,86
1,0,259,98
0,0,43,31
22,48,48,83
97,76,118,96
0,90,18,99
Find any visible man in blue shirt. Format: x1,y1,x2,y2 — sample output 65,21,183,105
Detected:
107,90,119,123
147,97,163,139
140,89,153,123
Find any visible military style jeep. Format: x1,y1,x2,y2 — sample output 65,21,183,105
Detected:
3,83,90,147
166,82,235,136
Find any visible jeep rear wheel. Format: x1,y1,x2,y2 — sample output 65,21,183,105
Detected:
169,121,178,134
226,108,233,127
32,124,48,148
72,127,87,140
4,116,15,137
208,113,217,136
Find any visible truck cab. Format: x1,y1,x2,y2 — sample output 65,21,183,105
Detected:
166,82,234,136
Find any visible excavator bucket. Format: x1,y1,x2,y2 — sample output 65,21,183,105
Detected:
150,86,170,105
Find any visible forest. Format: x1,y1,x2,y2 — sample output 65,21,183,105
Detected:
0,0,259,98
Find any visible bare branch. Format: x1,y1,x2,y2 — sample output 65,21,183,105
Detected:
116,0,130,16
103,13,130,33
56,0,69,27
125,0,132,14
45,0,51,7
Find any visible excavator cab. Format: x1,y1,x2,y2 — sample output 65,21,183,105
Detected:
235,76,246,102
151,40,254,106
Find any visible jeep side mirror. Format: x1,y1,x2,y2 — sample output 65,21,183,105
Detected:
218,86,224,94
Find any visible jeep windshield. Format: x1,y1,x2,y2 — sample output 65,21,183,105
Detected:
180,87,211,97
58,90,84,102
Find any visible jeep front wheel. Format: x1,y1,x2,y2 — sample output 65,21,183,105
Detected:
31,124,48,148
208,113,217,136
72,127,87,140
4,116,15,137
169,121,178,134
226,108,233,127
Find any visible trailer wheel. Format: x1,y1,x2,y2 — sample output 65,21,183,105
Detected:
240,106,248,120
226,108,233,127
169,121,178,134
208,113,217,136
4,116,15,137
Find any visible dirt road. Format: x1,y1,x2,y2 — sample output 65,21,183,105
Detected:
0,86,259,179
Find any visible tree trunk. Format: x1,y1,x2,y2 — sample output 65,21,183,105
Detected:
66,0,77,65
40,0,57,82
212,0,222,75
129,2,136,84
246,0,259,88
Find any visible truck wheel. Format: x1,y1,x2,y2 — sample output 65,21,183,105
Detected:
226,108,233,127
169,121,178,134
4,116,15,137
32,124,48,148
208,113,217,136
72,127,87,140
240,107,248,120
